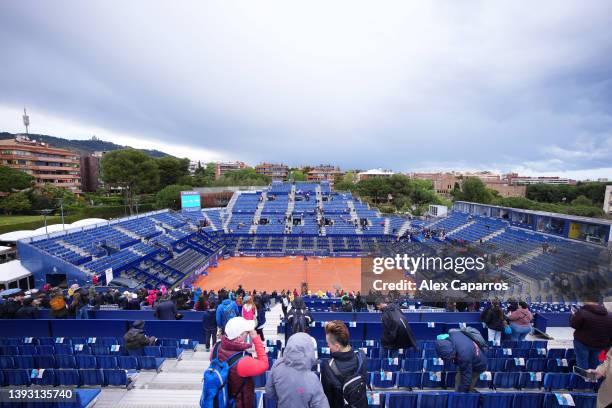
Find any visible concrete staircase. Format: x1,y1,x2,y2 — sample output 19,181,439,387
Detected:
397,219,411,237
113,225,141,240
222,192,241,232
481,228,505,242
202,212,217,231
383,218,390,235
284,193,295,233
57,240,89,257
446,220,475,236
347,200,362,234
249,192,267,233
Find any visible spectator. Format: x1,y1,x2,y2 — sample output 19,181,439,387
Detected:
378,299,416,350
480,301,505,346
70,286,89,319
15,297,39,319
0,295,21,319
589,347,611,408
242,296,257,321
125,293,141,310
281,293,289,319
287,296,312,335
570,300,612,369
321,320,368,408
254,296,266,341
435,329,487,392
214,317,268,408
49,289,68,319
340,296,353,312
216,294,239,333
507,301,533,341
266,332,329,408
154,296,177,320
124,320,157,351
202,302,217,352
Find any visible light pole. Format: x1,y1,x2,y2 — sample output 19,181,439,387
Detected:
57,198,65,230
37,209,54,234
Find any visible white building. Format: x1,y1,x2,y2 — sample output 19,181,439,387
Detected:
604,185,612,215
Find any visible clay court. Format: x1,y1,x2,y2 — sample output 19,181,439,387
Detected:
194,256,362,292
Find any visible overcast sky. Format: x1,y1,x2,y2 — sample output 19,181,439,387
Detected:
1,1,611,179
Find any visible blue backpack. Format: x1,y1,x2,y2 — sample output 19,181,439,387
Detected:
200,343,246,408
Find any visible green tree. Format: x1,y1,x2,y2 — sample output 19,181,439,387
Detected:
289,170,307,181
193,162,216,186
100,149,159,214
356,178,391,203
156,157,190,188
460,177,493,204
0,192,32,214
571,195,593,206
214,168,270,186
29,184,78,212
0,166,35,192
155,184,193,210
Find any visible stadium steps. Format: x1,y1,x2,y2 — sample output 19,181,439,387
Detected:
347,200,363,234
202,212,217,231
384,218,390,235
397,219,411,237
114,225,141,240
222,192,241,232
446,220,475,236
250,192,266,233
481,228,506,242
57,240,89,257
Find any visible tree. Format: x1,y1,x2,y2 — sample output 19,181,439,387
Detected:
29,184,78,212
460,177,493,204
356,178,391,203
156,157,190,188
0,166,34,192
571,195,593,206
289,170,307,181
156,184,193,210
214,168,270,186
193,162,217,186
100,149,159,214
0,192,31,214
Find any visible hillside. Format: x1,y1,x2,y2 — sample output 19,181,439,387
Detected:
0,132,172,158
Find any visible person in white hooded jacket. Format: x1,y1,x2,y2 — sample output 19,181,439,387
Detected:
265,332,329,408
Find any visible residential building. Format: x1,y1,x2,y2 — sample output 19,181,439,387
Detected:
504,173,577,185
307,164,343,184
255,162,289,181
604,185,612,215
215,161,247,179
357,168,395,181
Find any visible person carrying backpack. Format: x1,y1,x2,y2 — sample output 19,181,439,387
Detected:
435,328,487,392
287,297,312,336
378,300,416,350
200,317,268,408
216,296,239,333
480,301,505,346
321,320,368,408
266,332,329,408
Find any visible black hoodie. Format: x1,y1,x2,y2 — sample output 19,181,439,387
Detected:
570,303,612,348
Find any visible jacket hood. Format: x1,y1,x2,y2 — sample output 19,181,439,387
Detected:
292,296,306,309
220,334,251,352
221,299,233,306
278,332,316,371
583,303,608,316
435,339,456,360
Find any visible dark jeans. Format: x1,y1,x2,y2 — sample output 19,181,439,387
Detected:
573,339,601,369
204,328,217,350
455,371,481,392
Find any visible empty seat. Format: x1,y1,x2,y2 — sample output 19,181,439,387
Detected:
402,359,423,372
38,338,56,346
35,355,56,369
14,355,36,369
519,372,543,390
144,346,161,357
417,392,447,408
54,344,73,355
370,371,397,388
4,369,30,386
526,358,547,372
543,373,571,391
73,344,92,355
31,368,56,386
76,355,97,369
397,372,422,389
421,372,444,389
161,347,183,359
542,392,597,408
0,356,14,369
487,358,507,372
56,369,80,386
103,369,128,386
118,356,139,370
493,372,520,389
18,345,38,355
56,355,78,369
480,392,514,408
547,349,566,359
423,358,444,372
97,356,118,369
79,369,104,386
91,345,110,356
565,349,576,360
138,356,164,371
505,358,526,372
447,392,480,408
0,346,19,355
36,345,54,355
367,359,382,371
382,358,401,371
568,373,596,391
385,392,418,408
512,392,544,408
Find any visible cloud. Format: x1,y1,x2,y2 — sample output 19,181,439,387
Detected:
0,0,611,178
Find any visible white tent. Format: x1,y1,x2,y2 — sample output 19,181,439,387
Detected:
70,218,107,228
0,230,38,243
0,217,108,243
0,260,32,286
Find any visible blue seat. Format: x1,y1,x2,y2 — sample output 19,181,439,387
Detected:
382,358,401,371
511,349,529,359
417,392,448,408
138,356,164,371
402,359,423,372
385,392,417,408
127,348,144,356
423,358,444,372
36,345,54,355
4,369,31,385
370,371,397,388
493,372,520,389
30,368,56,386
35,355,56,369
447,392,480,408
519,372,543,389
99,337,118,347
73,344,92,355
18,345,38,355
56,355,77,369
512,392,544,408
367,359,382,371
14,355,36,369
104,369,128,387
421,372,444,389
118,356,139,370
397,372,422,389
76,355,97,369
91,345,110,356
546,359,571,373
403,349,422,359
565,349,576,360
0,346,19,355
543,373,571,391
54,344,73,355
161,347,183,359
532,341,548,349
487,358,507,372
542,392,597,408
528,349,548,359
38,338,56,346
505,358,526,372
253,372,267,388
0,356,14,369
160,339,179,347
56,369,80,386
97,356,118,369
480,392,514,408
547,349,565,359
423,349,437,358
568,374,596,391
517,341,532,349
79,369,104,386
526,358,547,372
501,341,517,348
144,346,161,357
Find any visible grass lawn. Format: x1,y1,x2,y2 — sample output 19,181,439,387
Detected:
0,215,61,227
